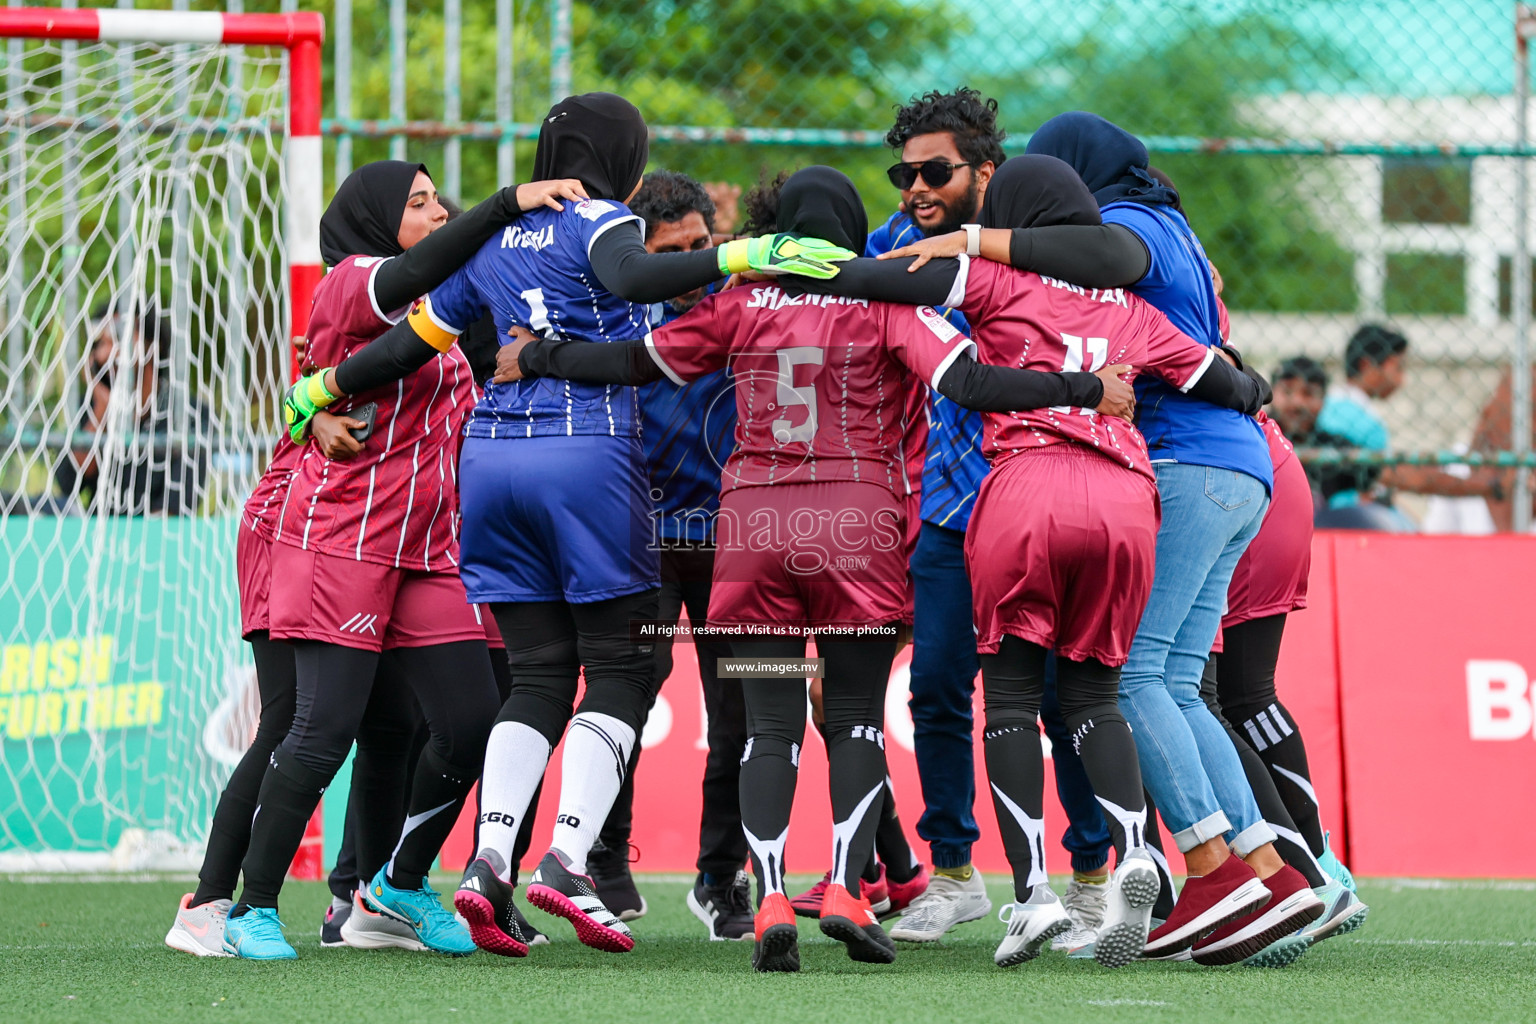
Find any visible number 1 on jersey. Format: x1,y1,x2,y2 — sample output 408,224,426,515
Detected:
1050,333,1109,415
521,287,551,334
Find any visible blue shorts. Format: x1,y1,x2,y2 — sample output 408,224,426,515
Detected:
459,434,661,604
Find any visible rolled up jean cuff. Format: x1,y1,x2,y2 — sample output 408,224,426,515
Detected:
1230,820,1278,859
1172,810,1232,853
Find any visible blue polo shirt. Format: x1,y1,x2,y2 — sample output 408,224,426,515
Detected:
866,210,989,531
1102,201,1273,493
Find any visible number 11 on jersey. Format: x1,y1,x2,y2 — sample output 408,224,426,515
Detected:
1050,333,1109,415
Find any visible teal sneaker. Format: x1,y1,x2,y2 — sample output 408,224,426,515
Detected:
1318,832,1356,893
1301,876,1369,944
222,906,297,960
363,869,476,956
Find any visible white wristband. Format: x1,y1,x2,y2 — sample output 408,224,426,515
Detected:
963,223,982,257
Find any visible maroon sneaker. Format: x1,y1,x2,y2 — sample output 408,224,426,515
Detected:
1143,854,1269,958
789,872,832,918
1191,865,1325,966
883,863,930,919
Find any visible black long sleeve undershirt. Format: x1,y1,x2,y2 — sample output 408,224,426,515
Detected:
513,335,1108,413
1007,223,1150,288
333,219,727,396
371,187,524,313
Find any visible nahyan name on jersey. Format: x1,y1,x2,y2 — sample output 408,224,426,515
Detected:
500,223,555,251
743,285,869,312
1038,275,1129,307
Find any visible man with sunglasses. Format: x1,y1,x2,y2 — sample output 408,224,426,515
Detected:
871,90,1116,951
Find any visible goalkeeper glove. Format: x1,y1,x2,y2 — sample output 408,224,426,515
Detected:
282,370,339,443
716,233,856,280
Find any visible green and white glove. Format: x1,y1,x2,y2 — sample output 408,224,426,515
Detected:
717,233,856,280
282,369,339,443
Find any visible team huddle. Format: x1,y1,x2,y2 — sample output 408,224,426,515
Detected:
163,87,1369,973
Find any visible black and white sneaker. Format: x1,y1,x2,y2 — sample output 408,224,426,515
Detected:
687,871,754,941
453,850,529,958
320,894,351,947
588,841,647,922
528,851,635,952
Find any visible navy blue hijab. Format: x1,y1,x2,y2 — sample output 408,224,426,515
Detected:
1025,111,1180,209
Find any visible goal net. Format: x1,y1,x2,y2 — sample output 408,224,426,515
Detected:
0,9,321,871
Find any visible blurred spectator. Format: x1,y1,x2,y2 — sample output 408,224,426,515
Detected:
703,180,742,242
1269,355,1379,509
1470,366,1536,532
1314,323,1491,516
53,301,208,515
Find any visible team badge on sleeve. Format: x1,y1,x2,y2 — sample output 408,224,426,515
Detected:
576,199,618,221
917,306,961,343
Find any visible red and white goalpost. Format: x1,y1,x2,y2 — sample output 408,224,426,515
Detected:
0,8,326,871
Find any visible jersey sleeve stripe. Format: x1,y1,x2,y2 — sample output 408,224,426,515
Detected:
365,256,404,325
928,338,977,391
411,296,464,353
1178,346,1217,393
943,254,971,310
643,330,689,387
586,214,644,258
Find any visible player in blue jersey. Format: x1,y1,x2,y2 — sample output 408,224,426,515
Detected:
866,89,1118,951
283,93,855,956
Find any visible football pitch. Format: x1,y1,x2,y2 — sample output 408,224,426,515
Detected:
4,875,1533,1024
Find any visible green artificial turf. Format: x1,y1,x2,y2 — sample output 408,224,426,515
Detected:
3,875,1533,1024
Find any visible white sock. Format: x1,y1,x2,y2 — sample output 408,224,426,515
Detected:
547,711,636,876
477,721,553,882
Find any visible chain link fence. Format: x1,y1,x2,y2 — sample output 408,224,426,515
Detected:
5,0,1535,535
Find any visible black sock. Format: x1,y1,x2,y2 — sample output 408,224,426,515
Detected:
980,637,1049,902
873,781,920,884
387,745,476,890
1141,792,1177,920
1217,615,1327,858
737,642,807,898
193,633,294,908
820,638,897,894
235,749,332,911
1056,655,1146,861
1202,654,1325,888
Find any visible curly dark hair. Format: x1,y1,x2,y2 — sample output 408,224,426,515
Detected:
629,169,716,238
885,87,1007,168
740,169,793,238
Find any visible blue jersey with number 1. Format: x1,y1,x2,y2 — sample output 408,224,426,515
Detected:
420,198,651,439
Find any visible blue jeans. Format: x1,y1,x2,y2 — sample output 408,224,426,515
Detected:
909,521,1110,871
1119,464,1277,856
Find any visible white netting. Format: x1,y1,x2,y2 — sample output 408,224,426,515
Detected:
0,34,292,870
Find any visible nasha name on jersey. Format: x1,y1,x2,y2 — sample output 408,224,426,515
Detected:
500,223,556,251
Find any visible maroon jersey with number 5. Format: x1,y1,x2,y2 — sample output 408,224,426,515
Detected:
643,283,968,501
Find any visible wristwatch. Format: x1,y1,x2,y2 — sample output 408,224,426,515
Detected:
963,223,982,256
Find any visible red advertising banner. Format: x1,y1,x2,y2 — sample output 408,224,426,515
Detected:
1331,532,1536,879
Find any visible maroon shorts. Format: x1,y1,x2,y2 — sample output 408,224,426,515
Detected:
237,526,272,639
268,542,485,653
479,605,504,650
708,481,908,631
1223,449,1312,633
966,446,1160,665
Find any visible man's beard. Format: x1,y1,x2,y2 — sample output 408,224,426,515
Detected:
667,288,706,314
908,175,982,238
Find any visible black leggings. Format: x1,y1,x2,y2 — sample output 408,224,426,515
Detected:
1215,613,1325,857
981,636,1145,901
236,639,498,909
489,589,660,745
191,633,295,907
738,636,896,894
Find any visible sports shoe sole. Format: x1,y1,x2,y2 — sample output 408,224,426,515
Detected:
1309,899,1370,944
889,896,993,942
1191,889,1325,966
450,891,528,958
753,923,801,972
339,917,428,952
164,923,233,958
615,896,648,923
1142,876,1269,958
1242,933,1312,968
686,890,753,942
820,915,897,964
526,884,634,952
995,917,1071,968
1095,866,1162,969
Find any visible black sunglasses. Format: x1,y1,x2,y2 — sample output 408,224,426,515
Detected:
886,159,976,190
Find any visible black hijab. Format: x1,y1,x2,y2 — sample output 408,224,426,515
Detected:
979,154,1103,230
1025,111,1180,209
319,160,429,268
532,92,649,202
775,166,868,254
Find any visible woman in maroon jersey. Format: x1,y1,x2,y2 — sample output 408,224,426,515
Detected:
211,161,588,961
